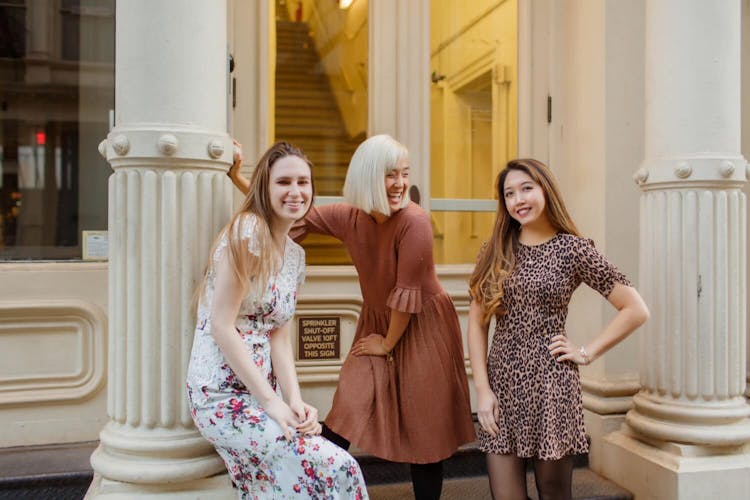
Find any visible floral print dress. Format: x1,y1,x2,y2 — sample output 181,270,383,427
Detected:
187,215,368,500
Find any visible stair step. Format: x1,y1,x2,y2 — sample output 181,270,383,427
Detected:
277,20,310,31
276,66,322,74
275,88,335,98
275,79,330,89
276,127,348,139
276,110,341,122
275,99,338,111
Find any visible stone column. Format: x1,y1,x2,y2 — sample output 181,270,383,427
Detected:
369,0,430,207
87,0,234,496
602,1,750,498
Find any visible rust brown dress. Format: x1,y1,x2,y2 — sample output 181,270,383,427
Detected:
293,202,476,463
479,233,630,460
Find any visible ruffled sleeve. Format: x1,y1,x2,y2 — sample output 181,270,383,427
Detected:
386,286,423,314
239,214,261,256
212,214,261,264
386,207,434,314
575,237,631,298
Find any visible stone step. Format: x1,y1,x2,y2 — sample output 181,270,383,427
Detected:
0,440,631,500
0,441,96,500
355,441,631,500
366,469,633,500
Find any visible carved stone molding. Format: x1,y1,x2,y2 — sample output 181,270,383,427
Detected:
635,156,747,190
0,300,107,406
157,133,179,156
101,128,233,169
111,135,130,156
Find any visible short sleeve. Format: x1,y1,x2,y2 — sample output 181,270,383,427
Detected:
385,210,433,314
575,238,631,298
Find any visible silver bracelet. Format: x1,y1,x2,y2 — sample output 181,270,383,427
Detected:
579,345,591,365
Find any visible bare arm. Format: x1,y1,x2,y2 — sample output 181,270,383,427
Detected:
468,300,500,436
210,252,299,439
353,309,411,357
550,283,649,364
228,141,251,195
269,320,321,435
383,309,411,352
269,320,302,404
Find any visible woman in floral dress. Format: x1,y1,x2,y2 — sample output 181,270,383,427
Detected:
467,158,649,500
187,142,367,499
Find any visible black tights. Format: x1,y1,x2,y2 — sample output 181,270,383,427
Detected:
486,453,573,500
322,425,443,500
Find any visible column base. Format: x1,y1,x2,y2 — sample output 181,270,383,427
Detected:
583,410,627,474
601,425,750,500
90,423,226,483
85,473,236,499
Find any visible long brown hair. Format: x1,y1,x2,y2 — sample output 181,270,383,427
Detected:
196,142,314,308
469,158,580,322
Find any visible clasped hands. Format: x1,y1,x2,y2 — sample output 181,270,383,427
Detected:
352,333,391,357
265,396,321,441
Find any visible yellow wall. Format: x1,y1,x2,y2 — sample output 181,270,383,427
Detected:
430,0,517,263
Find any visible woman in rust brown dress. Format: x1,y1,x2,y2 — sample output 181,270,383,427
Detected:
231,135,475,499
467,159,649,500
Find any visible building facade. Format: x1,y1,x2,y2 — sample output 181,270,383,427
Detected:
1,0,750,498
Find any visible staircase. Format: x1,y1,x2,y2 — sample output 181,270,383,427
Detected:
275,12,362,264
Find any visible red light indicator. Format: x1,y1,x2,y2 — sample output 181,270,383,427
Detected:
35,131,46,145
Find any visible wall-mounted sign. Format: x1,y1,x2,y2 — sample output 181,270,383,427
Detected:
82,230,108,261
297,316,340,360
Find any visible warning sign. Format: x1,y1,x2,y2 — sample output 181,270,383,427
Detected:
297,316,340,360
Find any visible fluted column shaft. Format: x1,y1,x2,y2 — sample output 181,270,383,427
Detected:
90,0,232,484
628,0,750,446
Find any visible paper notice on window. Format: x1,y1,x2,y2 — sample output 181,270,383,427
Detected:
82,231,108,261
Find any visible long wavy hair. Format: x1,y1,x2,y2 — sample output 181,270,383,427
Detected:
195,142,314,309
469,158,580,322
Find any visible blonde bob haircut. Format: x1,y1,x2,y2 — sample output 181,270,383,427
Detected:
343,134,409,214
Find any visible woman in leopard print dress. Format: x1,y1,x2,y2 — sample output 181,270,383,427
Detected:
467,159,649,500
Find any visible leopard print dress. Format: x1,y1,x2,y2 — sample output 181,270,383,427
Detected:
479,233,630,460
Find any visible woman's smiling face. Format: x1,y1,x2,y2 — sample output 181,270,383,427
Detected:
268,155,313,225
384,157,410,214
502,169,548,227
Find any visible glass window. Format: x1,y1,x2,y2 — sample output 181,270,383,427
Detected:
0,1,26,58
0,0,114,260
275,0,368,265
430,0,518,264
61,0,116,63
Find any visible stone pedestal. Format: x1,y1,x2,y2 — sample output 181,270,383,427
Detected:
601,1,750,498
